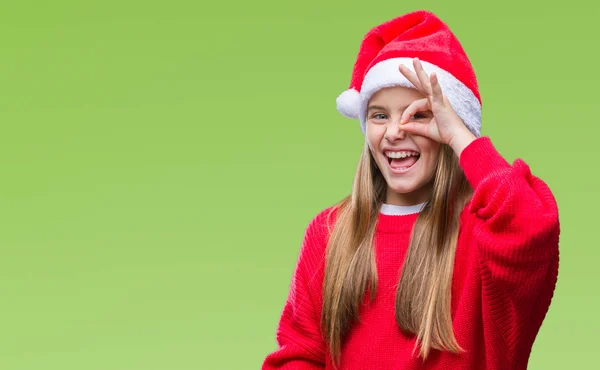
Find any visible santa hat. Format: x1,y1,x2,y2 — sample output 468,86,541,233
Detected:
336,10,482,137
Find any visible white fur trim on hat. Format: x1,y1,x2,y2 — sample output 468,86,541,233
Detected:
336,88,360,119
356,58,482,137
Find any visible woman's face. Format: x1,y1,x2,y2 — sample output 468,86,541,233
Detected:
365,86,441,206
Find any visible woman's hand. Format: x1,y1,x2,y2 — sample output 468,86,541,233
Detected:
398,58,476,156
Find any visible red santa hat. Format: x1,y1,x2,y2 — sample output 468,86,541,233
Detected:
336,10,482,137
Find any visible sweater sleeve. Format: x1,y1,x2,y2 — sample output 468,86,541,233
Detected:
262,209,331,370
459,137,560,358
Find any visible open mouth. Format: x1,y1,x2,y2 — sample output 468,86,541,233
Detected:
385,150,420,173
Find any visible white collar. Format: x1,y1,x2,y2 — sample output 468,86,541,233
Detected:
380,202,426,216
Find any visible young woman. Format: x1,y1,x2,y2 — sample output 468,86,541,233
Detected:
262,10,560,370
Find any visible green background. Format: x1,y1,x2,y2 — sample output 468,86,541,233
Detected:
1,1,597,369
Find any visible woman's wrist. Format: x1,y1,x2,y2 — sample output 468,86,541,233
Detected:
448,125,477,158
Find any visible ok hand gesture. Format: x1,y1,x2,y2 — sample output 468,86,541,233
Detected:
398,58,476,155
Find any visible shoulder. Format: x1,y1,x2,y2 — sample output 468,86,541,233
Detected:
307,204,339,231
302,204,340,245
291,204,341,278
298,202,343,257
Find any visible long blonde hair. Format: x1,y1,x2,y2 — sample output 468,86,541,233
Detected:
320,140,473,367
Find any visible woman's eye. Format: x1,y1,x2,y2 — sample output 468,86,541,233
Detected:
411,113,428,120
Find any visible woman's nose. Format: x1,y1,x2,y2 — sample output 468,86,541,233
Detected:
386,118,406,140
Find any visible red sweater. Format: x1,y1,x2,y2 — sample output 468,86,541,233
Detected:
262,137,560,369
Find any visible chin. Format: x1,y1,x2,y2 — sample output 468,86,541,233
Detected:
386,180,421,195
381,169,434,204
382,166,423,191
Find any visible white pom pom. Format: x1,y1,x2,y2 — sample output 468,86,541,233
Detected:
336,89,360,119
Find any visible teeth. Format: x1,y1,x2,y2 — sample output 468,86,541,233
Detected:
385,151,419,159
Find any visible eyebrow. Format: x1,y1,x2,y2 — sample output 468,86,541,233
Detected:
367,104,410,113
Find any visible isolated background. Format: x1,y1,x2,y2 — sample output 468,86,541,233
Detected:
1,1,597,369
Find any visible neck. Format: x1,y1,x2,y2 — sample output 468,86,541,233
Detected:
385,184,432,206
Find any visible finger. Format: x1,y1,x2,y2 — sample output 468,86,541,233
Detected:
430,72,444,103
398,64,424,92
397,122,432,139
413,58,433,97
400,98,429,124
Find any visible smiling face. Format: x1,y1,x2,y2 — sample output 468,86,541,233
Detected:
365,86,442,206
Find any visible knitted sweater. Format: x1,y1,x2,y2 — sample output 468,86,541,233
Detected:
262,137,560,369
